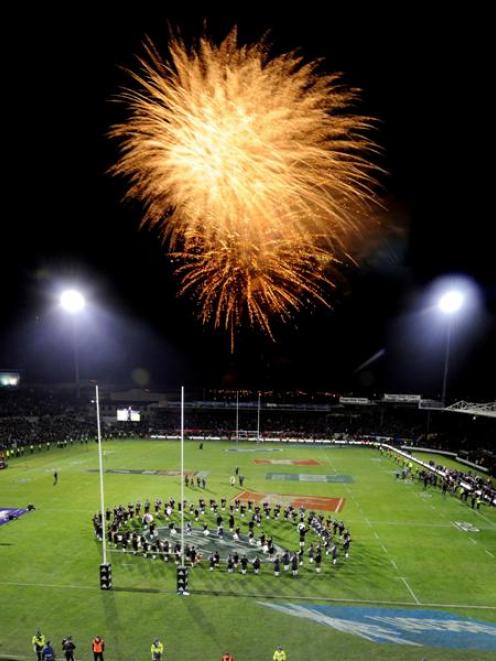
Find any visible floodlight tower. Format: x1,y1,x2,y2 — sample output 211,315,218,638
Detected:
438,290,465,405
59,289,86,398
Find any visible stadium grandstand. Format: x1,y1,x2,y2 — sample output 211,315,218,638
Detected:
1,385,494,476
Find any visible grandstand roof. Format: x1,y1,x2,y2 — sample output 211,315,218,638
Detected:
445,401,496,419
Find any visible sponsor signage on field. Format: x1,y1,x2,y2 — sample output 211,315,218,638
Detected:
453,521,480,533
88,469,197,477
234,490,345,512
225,447,283,453
0,507,28,527
152,526,283,562
254,459,321,465
259,604,496,651
265,473,352,483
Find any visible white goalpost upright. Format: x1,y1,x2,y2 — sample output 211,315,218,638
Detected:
257,391,261,442
180,385,184,568
177,385,189,595
96,384,107,564
96,384,111,589
236,390,239,449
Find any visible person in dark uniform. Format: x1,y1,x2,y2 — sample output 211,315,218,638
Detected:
291,553,299,577
41,640,55,660
53,471,58,486
343,536,351,559
315,547,322,573
331,543,338,566
61,636,76,661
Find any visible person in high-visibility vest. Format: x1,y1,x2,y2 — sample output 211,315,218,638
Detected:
273,645,287,661
92,635,105,661
221,652,234,661
32,630,46,661
151,639,164,660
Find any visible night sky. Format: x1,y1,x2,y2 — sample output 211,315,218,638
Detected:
1,6,494,398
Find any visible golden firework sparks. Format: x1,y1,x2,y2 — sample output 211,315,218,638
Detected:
111,28,380,346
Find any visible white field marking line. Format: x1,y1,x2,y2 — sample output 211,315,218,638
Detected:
362,511,415,599
336,497,344,512
339,474,412,591
0,580,94,590
398,576,421,605
2,453,90,476
2,580,495,611
197,592,496,611
473,508,496,529
0,654,31,660
468,536,496,560
356,519,495,530
42,508,95,513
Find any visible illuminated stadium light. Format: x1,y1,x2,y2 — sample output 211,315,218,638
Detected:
438,290,464,315
60,289,86,314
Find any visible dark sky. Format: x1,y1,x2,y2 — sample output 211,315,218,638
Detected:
1,5,494,398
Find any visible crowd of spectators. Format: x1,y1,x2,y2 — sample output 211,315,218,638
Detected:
0,387,86,418
1,388,494,474
388,448,496,506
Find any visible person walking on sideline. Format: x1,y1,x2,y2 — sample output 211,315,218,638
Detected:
151,639,164,660
32,630,46,661
273,645,287,660
92,635,105,661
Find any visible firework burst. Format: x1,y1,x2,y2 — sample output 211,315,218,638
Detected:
111,28,380,345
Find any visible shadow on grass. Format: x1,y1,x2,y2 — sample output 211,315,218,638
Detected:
113,586,162,594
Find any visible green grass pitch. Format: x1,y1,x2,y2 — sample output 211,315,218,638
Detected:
0,439,495,660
